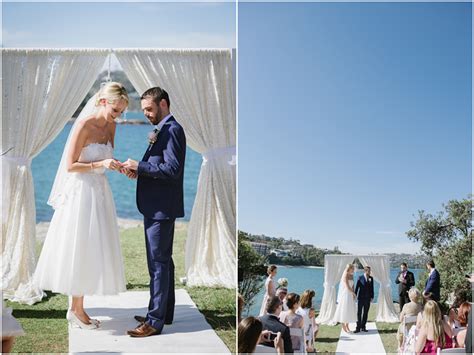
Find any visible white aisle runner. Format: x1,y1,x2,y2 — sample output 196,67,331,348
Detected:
69,289,230,353
335,322,386,354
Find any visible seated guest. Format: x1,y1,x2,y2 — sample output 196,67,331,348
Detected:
415,300,453,354
454,302,471,348
259,296,293,354
296,289,316,352
416,291,435,329
279,293,304,351
238,316,284,354
446,291,468,330
397,287,423,349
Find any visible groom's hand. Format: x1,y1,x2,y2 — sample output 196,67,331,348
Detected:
123,158,138,171
119,167,138,179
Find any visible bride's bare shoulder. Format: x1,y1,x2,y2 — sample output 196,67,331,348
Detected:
75,115,97,130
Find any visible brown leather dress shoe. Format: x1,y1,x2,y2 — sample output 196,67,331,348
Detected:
134,315,146,323
127,323,160,337
135,315,172,325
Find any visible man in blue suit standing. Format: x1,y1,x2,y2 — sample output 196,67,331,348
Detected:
122,87,186,337
424,260,441,302
354,266,374,333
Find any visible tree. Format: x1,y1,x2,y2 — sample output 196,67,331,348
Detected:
238,231,267,314
407,196,472,304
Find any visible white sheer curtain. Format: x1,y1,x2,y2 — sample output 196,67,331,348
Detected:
115,49,236,288
358,255,398,322
1,49,108,304
316,255,356,325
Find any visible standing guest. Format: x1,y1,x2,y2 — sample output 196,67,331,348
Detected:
465,273,474,353
395,263,416,312
259,265,277,316
296,289,316,352
259,296,293,354
424,260,441,302
397,287,423,349
279,293,304,351
415,300,453,354
276,287,288,311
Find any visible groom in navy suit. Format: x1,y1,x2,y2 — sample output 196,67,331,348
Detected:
354,266,374,333
424,260,440,302
122,87,186,337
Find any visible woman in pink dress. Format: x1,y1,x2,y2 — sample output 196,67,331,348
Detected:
415,300,453,354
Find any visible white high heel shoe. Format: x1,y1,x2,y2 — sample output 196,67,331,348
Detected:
66,310,98,330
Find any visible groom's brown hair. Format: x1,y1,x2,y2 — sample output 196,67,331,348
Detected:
141,87,170,108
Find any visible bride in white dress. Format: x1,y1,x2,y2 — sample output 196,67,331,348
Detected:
333,263,358,333
34,82,129,329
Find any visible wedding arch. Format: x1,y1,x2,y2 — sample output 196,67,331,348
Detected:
315,254,399,324
1,48,236,304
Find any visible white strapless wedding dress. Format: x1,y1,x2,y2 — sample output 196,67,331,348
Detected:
34,142,126,296
333,278,358,323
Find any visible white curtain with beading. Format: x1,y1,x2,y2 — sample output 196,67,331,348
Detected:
358,255,398,322
115,49,236,288
1,49,108,304
316,254,356,325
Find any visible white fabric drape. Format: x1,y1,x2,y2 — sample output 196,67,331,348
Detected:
358,255,399,322
1,49,108,304
316,255,355,325
316,254,399,325
115,49,236,288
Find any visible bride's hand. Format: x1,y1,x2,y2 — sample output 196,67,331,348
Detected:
102,159,122,171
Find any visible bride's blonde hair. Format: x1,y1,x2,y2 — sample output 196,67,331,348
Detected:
95,82,129,106
344,263,354,273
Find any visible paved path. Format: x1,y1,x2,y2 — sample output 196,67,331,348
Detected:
335,322,386,354
69,289,230,353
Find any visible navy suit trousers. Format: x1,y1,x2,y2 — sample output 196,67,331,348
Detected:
357,299,371,330
144,217,176,331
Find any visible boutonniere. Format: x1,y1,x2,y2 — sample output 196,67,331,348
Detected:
148,128,159,145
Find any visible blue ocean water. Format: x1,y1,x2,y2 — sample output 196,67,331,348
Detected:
32,119,201,222
247,266,424,316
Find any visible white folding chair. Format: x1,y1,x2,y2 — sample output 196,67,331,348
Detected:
401,315,418,354
438,347,468,353
289,327,305,354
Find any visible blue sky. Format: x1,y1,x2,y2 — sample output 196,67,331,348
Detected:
238,2,472,254
2,1,236,69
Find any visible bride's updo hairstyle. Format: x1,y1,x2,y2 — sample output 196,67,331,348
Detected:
95,82,129,106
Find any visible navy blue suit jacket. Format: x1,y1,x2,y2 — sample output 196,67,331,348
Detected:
355,275,374,301
424,269,441,301
136,116,186,220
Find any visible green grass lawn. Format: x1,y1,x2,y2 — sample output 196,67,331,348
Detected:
314,304,399,354
7,222,236,353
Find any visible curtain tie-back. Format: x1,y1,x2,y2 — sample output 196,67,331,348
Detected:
202,146,236,166
2,156,32,167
